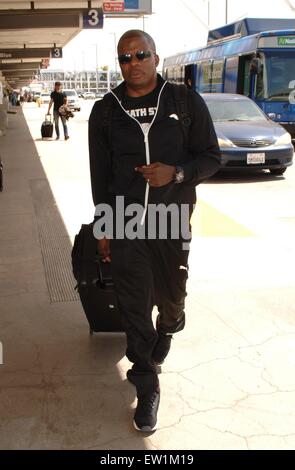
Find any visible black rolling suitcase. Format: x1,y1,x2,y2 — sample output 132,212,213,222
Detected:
71,222,124,334
41,114,53,139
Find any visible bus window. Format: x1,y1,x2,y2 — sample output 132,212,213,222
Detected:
175,65,183,83
240,56,252,97
199,62,212,93
180,66,185,84
166,66,176,84
168,66,181,84
255,58,265,99
224,56,239,93
211,60,224,92
237,54,264,98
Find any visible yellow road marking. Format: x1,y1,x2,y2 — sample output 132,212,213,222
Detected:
191,200,255,237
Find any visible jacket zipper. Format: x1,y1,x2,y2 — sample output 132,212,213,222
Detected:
110,81,167,225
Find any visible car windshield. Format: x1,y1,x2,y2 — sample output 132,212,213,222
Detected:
64,91,76,96
205,99,267,122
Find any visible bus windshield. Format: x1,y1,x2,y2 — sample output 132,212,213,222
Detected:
261,50,295,101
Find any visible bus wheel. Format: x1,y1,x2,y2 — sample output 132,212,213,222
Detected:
269,167,287,176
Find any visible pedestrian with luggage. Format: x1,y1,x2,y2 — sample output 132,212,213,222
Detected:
89,30,221,432
11,91,17,107
47,81,69,140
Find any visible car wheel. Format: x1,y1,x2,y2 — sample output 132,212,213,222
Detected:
269,167,287,176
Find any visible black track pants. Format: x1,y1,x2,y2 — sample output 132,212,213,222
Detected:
110,235,190,395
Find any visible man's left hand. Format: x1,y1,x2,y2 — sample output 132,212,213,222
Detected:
135,162,176,187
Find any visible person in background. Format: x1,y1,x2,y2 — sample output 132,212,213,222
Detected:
47,81,69,140
11,91,17,107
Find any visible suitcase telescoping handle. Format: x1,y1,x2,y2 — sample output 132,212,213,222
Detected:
45,114,52,122
96,256,114,289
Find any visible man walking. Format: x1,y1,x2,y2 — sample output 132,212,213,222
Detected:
47,81,69,140
89,30,221,432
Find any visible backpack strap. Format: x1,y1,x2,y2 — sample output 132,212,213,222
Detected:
171,84,192,148
101,92,114,146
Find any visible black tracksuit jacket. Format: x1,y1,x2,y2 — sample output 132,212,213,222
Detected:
89,74,221,219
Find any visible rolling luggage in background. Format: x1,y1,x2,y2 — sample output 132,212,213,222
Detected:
0,157,3,192
71,223,124,334
41,114,53,139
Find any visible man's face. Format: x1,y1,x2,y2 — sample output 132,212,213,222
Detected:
118,36,159,89
55,84,61,92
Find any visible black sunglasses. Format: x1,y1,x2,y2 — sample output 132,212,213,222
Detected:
118,50,154,65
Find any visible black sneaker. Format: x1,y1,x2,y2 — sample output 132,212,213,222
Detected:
152,333,173,365
133,388,160,432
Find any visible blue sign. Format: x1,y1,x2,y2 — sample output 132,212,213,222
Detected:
83,8,104,29
125,0,139,8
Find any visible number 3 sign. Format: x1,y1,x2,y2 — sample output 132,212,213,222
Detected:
51,48,63,58
83,8,104,29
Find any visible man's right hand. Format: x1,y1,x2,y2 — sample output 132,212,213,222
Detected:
97,237,111,263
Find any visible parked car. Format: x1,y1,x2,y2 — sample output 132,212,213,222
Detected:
63,89,81,111
202,93,293,175
82,91,95,100
39,92,51,105
95,92,106,99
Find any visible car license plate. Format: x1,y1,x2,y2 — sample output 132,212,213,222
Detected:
247,153,265,164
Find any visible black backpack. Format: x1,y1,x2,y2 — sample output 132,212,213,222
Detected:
71,222,114,290
101,83,192,147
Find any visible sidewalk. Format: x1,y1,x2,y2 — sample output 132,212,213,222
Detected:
1,103,295,450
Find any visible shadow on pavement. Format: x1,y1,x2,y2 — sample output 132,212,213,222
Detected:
0,106,148,450
207,169,286,184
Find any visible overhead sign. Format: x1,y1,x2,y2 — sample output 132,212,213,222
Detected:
83,8,104,29
51,47,63,59
103,0,151,15
103,1,125,12
0,49,51,60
